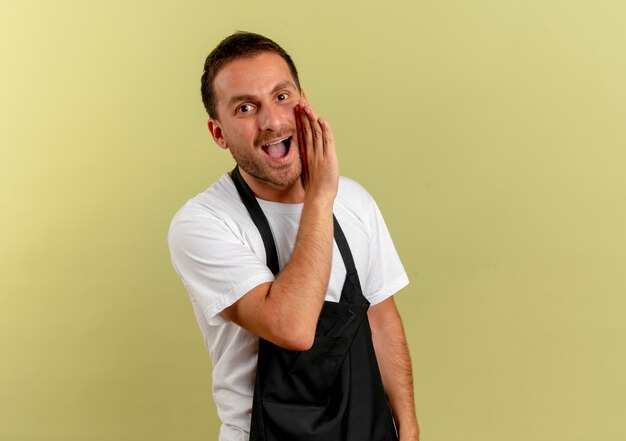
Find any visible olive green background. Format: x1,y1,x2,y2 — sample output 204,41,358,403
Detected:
2,0,625,440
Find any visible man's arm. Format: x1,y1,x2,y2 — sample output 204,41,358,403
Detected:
221,99,338,351
369,297,420,441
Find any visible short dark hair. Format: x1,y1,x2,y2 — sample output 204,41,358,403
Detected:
200,31,301,120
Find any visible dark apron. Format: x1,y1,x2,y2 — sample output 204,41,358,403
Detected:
231,166,398,441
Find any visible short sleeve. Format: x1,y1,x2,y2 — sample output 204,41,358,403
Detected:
362,195,409,305
168,206,275,326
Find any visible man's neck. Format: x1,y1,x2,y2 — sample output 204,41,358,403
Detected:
234,168,305,204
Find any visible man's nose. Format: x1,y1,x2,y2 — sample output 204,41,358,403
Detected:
258,104,285,131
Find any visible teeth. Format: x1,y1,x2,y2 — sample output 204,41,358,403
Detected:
264,137,289,147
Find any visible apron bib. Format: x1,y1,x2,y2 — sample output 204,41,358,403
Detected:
231,167,398,441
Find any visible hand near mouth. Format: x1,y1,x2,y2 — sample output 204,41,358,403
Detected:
296,93,339,205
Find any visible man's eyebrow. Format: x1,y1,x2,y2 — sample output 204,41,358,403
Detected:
271,81,297,94
228,93,256,107
227,81,297,107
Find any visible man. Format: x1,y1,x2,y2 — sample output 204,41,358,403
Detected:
168,32,419,441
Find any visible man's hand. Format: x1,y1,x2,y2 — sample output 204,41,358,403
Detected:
296,95,339,205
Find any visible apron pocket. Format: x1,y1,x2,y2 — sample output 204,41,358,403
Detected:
260,303,368,406
262,399,343,441
262,335,347,406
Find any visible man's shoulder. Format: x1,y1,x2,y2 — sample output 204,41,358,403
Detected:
168,173,248,240
172,173,238,218
336,175,377,210
333,176,382,233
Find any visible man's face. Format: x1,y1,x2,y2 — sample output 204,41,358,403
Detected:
209,52,302,191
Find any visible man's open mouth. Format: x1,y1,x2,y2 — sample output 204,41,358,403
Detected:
261,136,292,159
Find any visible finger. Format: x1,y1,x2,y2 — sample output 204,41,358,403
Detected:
295,105,305,159
300,102,315,160
318,117,335,155
295,106,309,185
302,104,324,156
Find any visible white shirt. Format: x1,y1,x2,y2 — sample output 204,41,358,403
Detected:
168,173,409,440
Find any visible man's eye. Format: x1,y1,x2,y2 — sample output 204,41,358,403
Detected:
277,93,288,101
238,104,254,113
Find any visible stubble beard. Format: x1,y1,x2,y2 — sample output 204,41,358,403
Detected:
225,134,302,190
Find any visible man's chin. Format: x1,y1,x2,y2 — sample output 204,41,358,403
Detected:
240,166,301,190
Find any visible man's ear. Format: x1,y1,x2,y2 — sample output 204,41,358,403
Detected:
207,119,228,150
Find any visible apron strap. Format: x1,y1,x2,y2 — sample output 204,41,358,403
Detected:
231,166,280,276
332,215,357,274
231,166,360,284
